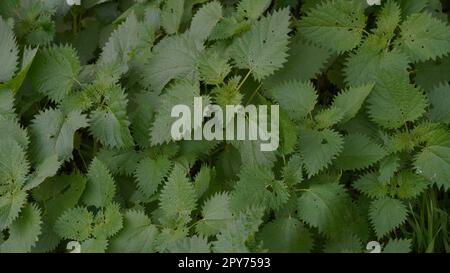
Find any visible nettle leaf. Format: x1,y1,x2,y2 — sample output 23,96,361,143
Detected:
345,35,410,86
0,189,27,231
196,192,233,237
81,237,108,253
428,84,450,124
189,1,222,47
198,50,231,85
297,182,349,235
82,158,116,208
335,134,387,171
324,232,363,253
414,145,450,190
99,13,143,72
89,85,134,149
134,156,172,199
167,235,211,253
383,238,412,253
0,16,19,83
159,164,197,228
367,74,428,129
369,197,408,238
332,83,374,124
109,210,159,253
264,35,332,88
143,34,200,93
258,217,313,253
31,108,88,162
298,0,366,53
353,172,389,199
150,81,203,145
393,171,429,199
231,8,291,81
0,204,41,253
161,0,185,35
237,0,271,20
23,155,61,191
92,203,123,239
212,206,264,253
265,80,318,121
55,207,94,241
231,164,289,211
375,0,401,38
30,45,80,102
0,139,29,187
415,56,450,91
299,129,344,177
398,12,450,62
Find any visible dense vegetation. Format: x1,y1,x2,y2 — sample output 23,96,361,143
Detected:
1,0,450,253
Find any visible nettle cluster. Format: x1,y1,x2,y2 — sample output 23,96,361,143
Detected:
0,0,450,253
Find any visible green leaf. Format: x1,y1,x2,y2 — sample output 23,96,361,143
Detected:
161,0,185,35
143,35,200,92
353,172,389,199
383,238,412,253
237,0,271,20
298,0,366,53
134,156,172,199
0,47,38,93
0,16,19,83
196,192,233,236
30,45,80,102
108,210,159,253
393,171,429,199
92,203,123,239
0,139,29,187
231,8,291,81
198,49,231,85
369,197,408,238
335,134,387,171
398,12,450,62
297,182,349,235
213,206,264,253
159,164,197,228
428,84,450,124
414,145,450,190
0,189,27,231
189,1,222,47
231,164,289,211
367,74,428,129
99,14,141,70
375,0,401,38
299,129,344,177
324,233,363,253
150,81,202,145
0,204,42,253
167,235,210,253
23,155,61,191
332,84,374,124
31,108,88,162
55,207,94,241
265,80,318,121
264,35,332,88
344,35,410,86
89,85,134,149
82,158,116,208
258,217,313,253
80,237,108,253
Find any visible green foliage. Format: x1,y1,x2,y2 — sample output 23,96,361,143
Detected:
1,0,450,253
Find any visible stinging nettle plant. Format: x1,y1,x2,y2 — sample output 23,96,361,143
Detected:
0,0,450,253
